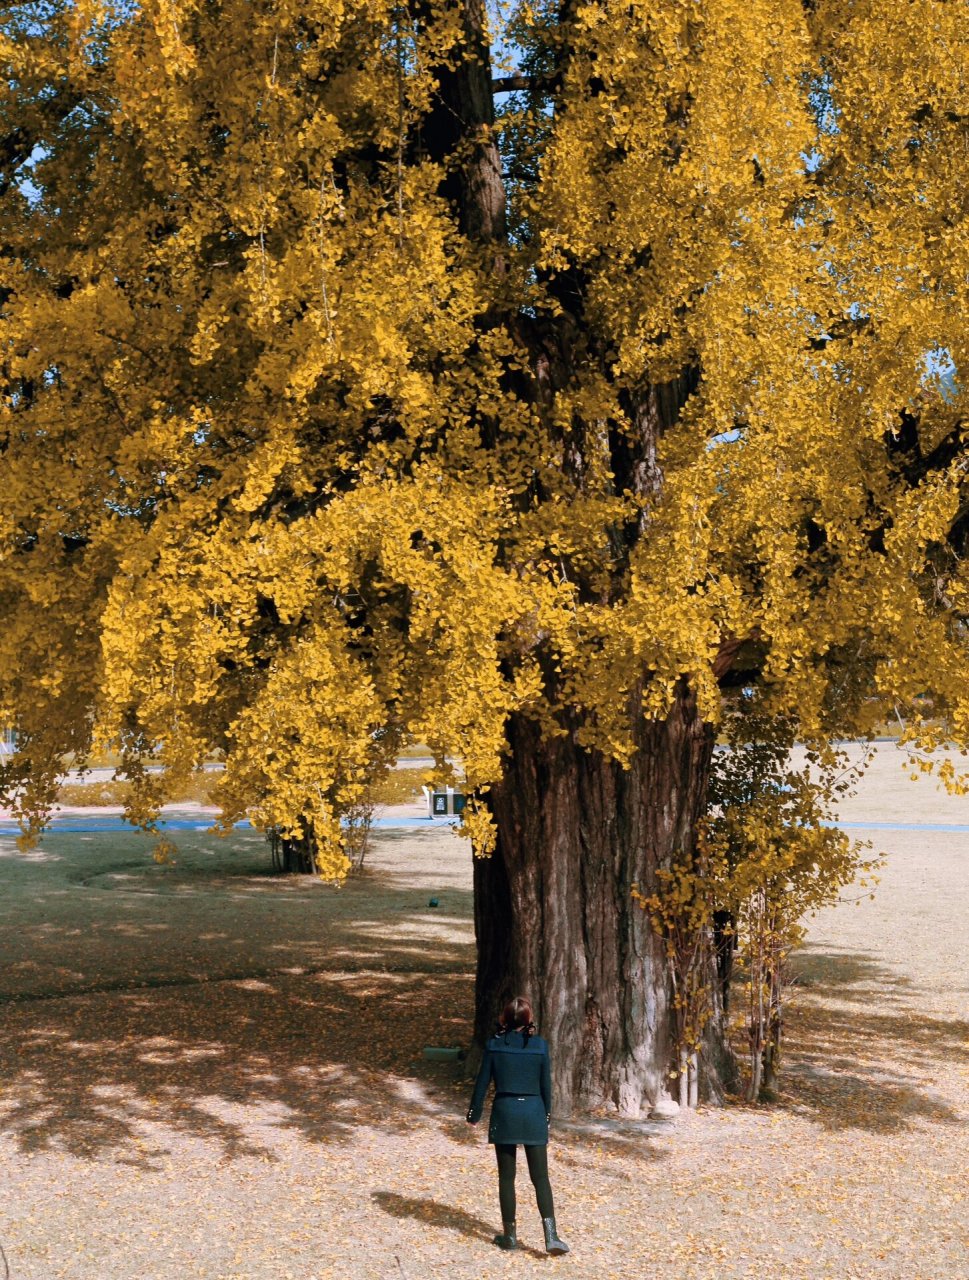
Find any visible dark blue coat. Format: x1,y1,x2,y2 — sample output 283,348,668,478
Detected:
466,1030,552,1145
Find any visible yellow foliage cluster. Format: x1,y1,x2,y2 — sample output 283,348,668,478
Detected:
1,2,966,866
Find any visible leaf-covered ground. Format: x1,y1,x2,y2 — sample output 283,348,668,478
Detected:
1,747,967,1279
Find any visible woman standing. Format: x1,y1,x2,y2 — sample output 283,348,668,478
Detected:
466,996,570,1255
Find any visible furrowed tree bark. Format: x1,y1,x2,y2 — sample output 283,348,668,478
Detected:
422,0,506,250
475,680,726,1115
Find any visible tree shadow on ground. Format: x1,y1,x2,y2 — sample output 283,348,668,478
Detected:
0,828,669,1171
774,946,968,1134
0,964,482,1169
1,829,477,1003
790,945,916,994
0,968,672,1171
371,1192,547,1257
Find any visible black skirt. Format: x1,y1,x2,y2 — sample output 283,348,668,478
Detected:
488,1093,549,1145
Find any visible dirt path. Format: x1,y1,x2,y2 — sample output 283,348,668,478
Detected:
0,753,967,1279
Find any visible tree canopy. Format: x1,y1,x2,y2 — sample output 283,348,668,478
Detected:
2,0,967,876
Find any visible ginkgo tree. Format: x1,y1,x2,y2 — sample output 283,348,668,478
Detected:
1,0,966,1114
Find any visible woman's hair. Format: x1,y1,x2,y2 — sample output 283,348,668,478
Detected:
497,995,535,1038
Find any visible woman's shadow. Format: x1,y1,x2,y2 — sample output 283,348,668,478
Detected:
371,1192,546,1257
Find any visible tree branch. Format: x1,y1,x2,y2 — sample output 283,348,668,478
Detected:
491,74,535,94
491,73,557,95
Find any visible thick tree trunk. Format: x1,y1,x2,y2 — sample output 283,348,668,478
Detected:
474,678,731,1116
422,1,733,1115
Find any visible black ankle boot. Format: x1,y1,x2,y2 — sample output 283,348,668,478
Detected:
542,1216,569,1255
493,1219,518,1250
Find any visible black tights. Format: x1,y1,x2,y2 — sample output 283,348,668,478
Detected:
494,1143,555,1221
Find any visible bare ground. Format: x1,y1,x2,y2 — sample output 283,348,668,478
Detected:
0,746,967,1280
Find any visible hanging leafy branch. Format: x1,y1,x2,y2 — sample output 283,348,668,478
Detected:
637,708,882,1102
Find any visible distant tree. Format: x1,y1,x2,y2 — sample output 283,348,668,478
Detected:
1,1,966,1113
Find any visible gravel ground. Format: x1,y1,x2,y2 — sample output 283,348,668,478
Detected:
1,747,967,1280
